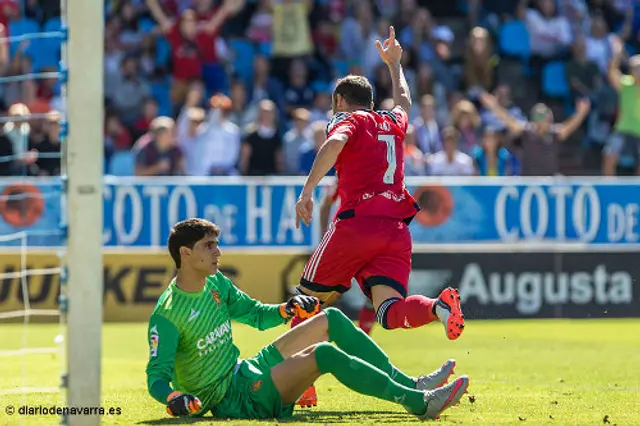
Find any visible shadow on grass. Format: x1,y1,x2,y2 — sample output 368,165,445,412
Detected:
138,410,413,425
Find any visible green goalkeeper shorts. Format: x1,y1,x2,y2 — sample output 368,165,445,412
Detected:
212,344,295,420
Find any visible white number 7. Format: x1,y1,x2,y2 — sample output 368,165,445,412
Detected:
378,134,396,184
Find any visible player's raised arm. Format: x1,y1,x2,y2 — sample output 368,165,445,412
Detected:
377,26,411,115
221,275,320,329
145,314,202,417
296,132,349,228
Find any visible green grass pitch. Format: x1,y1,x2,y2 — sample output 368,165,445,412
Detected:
0,319,638,425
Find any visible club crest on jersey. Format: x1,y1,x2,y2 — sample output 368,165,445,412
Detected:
211,290,220,306
251,380,263,392
149,325,159,358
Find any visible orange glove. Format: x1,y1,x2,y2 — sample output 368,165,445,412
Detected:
166,391,201,417
280,295,321,319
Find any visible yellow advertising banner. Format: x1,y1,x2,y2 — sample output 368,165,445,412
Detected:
0,251,311,322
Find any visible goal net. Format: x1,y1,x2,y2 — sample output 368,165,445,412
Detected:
0,1,103,425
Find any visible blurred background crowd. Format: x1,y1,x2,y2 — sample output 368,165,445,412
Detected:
1,0,640,178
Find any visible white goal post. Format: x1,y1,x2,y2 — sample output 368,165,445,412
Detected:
64,0,104,425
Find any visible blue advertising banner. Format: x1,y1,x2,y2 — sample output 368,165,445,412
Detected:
1,176,640,248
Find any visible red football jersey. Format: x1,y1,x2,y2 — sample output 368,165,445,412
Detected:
327,106,419,221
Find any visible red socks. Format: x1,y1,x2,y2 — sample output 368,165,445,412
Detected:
383,295,437,329
358,306,376,335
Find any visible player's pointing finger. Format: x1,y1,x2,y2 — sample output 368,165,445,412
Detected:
389,25,395,41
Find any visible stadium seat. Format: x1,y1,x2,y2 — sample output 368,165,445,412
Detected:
138,18,156,34
332,59,349,76
150,80,172,116
499,21,530,59
229,38,255,84
107,151,136,176
8,18,40,57
155,37,171,68
30,17,63,71
542,61,569,98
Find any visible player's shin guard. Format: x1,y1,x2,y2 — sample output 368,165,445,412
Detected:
376,296,437,330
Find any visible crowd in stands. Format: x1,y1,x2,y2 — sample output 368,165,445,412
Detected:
0,0,639,178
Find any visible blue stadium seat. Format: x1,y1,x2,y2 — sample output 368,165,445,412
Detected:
499,21,530,58
8,18,39,57
150,80,172,116
108,151,136,176
229,39,255,84
30,17,62,71
542,61,569,98
332,59,349,76
138,17,156,34
155,37,171,68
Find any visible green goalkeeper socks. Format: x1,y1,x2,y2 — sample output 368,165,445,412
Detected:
315,342,426,415
325,308,417,388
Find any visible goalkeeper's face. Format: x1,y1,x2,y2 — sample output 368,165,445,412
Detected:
186,236,221,276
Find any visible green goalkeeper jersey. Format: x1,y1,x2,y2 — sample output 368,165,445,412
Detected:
145,272,287,412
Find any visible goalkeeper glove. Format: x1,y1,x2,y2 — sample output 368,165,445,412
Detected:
280,295,321,320
166,391,201,417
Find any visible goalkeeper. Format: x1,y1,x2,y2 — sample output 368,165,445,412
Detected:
146,218,469,421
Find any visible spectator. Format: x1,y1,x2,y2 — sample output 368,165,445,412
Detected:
299,120,331,175
480,92,591,176
240,99,283,175
525,0,572,59
247,55,285,118
145,0,239,104
271,0,314,76
425,126,475,176
413,94,442,155
30,110,62,176
105,113,133,151
227,78,255,131
404,124,426,176
566,36,601,100
282,108,312,175
176,85,209,176
463,27,498,93
134,116,184,176
283,58,314,115
201,94,242,176
132,98,159,141
450,99,481,154
479,83,526,132
106,55,150,125
471,127,518,176
602,37,640,176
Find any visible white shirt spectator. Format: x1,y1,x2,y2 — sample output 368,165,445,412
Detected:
201,119,241,175
426,150,475,176
525,9,572,57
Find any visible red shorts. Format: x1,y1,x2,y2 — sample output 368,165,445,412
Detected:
299,216,411,304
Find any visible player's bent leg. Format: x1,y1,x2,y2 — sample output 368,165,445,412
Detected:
371,285,437,329
323,307,417,389
371,284,466,340
273,311,329,359
270,345,323,406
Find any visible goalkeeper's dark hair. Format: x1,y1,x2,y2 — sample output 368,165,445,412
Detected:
333,75,373,108
168,218,220,268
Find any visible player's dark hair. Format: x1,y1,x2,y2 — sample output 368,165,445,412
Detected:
333,75,373,108
168,218,220,268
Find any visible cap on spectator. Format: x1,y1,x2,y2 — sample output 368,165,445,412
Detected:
150,116,175,133
292,108,310,122
8,103,30,117
432,26,454,43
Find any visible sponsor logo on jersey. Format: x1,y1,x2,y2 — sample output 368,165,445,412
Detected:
149,325,159,358
251,380,263,392
188,308,200,322
196,320,232,357
211,290,220,306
